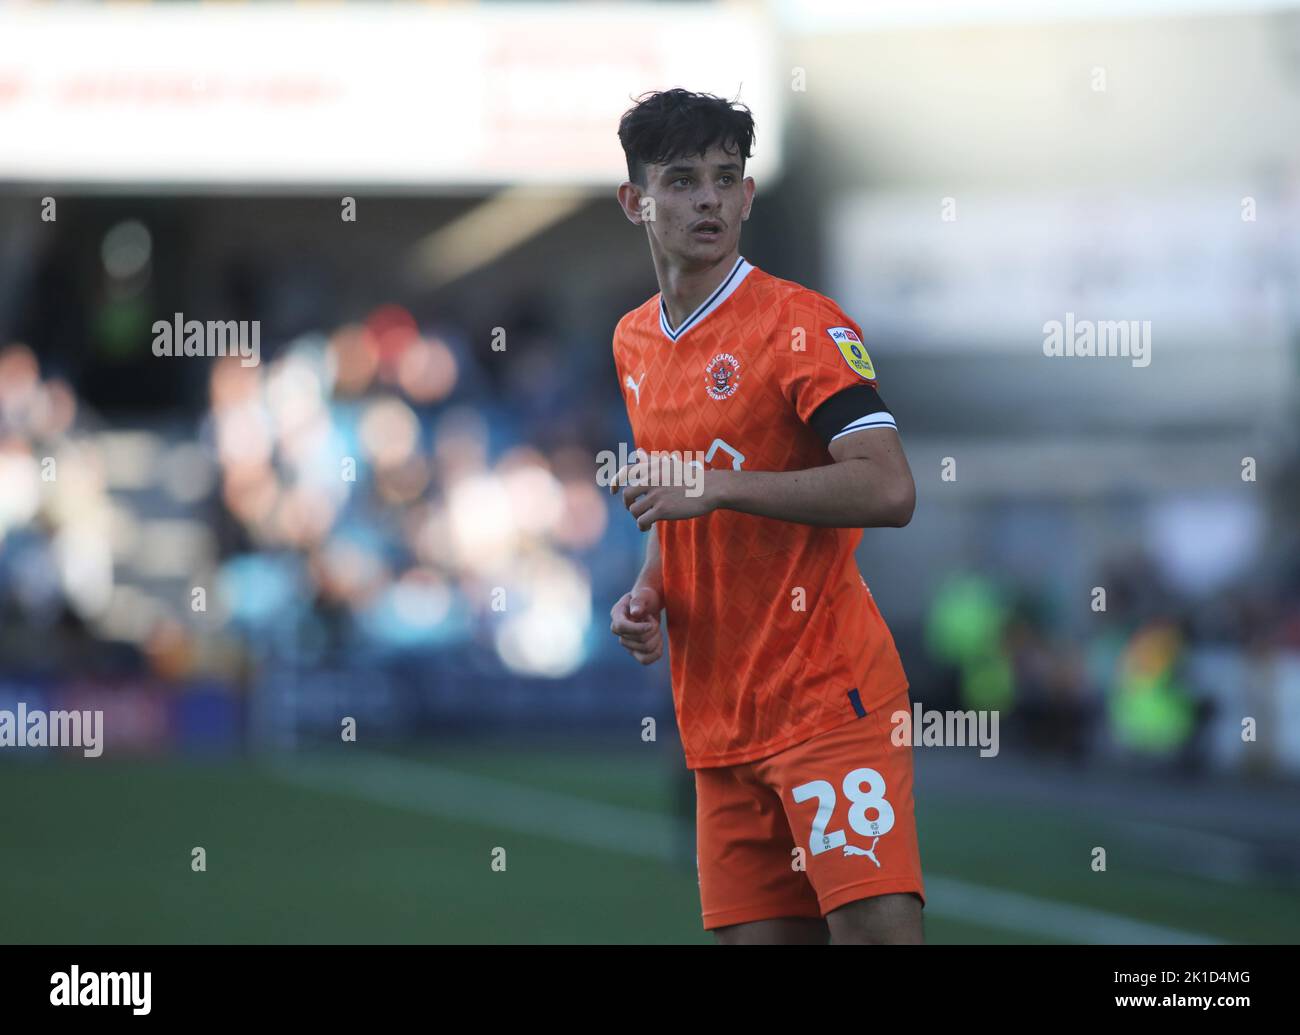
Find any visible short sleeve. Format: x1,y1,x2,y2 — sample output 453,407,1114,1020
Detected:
777,291,898,447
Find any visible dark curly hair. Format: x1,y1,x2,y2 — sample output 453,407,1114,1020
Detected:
617,88,756,186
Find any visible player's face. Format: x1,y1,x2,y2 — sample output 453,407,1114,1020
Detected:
641,144,753,267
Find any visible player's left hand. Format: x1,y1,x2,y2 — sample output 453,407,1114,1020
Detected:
609,458,729,531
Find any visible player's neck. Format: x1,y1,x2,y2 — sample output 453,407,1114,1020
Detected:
653,247,741,330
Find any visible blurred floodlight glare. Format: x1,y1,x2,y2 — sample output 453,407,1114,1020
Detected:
447,474,516,572
496,448,565,536
553,478,608,550
216,402,274,468
56,525,114,618
98,585,160,644
221,463,278,530
313,538,389,606
410,505,453,568
272,485,338,549
270,409,332,482
1146,496,1267,596
396,337,458,403
209,356,263,410
359,397,420,468
328,325,380,396
266,353,326,440
390,568,453,630
374,455,431,505
494,552,591,678
46,442,110,533
100,220,152,280
130,519,215,578
365,305,420,385
97,430,162,491
0,343,40,416
0,451,40,536
34,379,77,439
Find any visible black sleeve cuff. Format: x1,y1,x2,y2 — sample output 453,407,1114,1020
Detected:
808,384,896,447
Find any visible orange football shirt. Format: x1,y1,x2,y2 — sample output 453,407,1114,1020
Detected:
612,256,909,768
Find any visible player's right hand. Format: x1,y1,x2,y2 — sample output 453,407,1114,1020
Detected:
610,586,663,665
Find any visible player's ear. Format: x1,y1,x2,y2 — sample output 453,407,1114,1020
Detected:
741,176,756,221
617,182,644,225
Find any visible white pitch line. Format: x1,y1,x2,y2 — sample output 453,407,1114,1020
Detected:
265,749,682,862
265,749,1226,945
922,876,1224,945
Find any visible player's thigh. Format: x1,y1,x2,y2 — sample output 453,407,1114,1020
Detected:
761,691,926,931
695,764,822,932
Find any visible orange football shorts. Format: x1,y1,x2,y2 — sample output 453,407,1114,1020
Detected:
694,687,925,929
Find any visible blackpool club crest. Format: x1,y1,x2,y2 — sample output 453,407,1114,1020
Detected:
704,352,741,400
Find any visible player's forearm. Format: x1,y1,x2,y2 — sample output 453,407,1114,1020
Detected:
713,459,914,529
633,526,665,598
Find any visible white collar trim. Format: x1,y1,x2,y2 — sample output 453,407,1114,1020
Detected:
659,256,753,343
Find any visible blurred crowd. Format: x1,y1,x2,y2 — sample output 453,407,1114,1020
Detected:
0,301,645,689
924,548,1300,773
201,305,640,678
3,321,1299,772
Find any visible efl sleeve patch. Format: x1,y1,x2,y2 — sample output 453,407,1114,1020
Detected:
826,327,876,380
